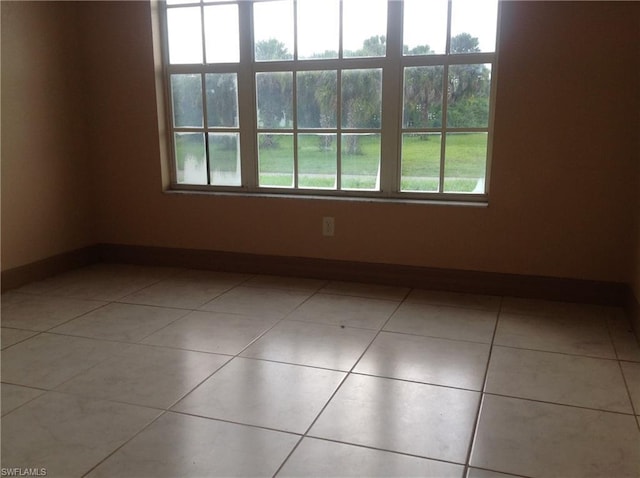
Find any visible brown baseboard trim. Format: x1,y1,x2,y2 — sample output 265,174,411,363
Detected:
628,288,640,335
97,243,629,307
1,246,100,293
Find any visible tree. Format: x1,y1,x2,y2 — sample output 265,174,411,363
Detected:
447,34,491,127
255,38,291,61
171,74,202,127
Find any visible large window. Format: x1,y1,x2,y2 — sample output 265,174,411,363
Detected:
161,0,499,201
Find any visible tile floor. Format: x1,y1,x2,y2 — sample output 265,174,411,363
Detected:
1,263,640,477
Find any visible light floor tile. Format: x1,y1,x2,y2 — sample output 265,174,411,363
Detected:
407,289,501,311
1,384,45,416
278,438,465,477
309,374,480,463
0,392,160,478
241,320,377,371
355,332,490,390
120,269,247,309
50,303,188,342
385,302,497,343
486,346,632,413
243,274,326,291
1,327,38,349
494,313,616,359
1,333,128,389
621,361,640,414
609,318,640,362
142,310,278,354
501,297,614,321
87,412,298,478
56,344,230,409
173,357,345,433
1,292,106,331
471,395,640,478
200,286,310,319
287,293,399,330
466,469,523,478
320,281,410,301
17,264,180,301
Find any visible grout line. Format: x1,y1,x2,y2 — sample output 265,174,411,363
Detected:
463,295,503,474
480,392,637,417
298,435,468,469
271,288,408,477
605,313,640,430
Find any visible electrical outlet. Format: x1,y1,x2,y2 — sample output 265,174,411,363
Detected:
322,217,335,237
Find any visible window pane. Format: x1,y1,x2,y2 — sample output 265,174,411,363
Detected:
447,64,491,128
401,133,441,192
258,133,294,188
206,73,238,127
171,74,203,128
403,66,444,128
297,71,337,129
175,133,206,185
342,133,380,191
256,72,293,129
298,134,337,189
450,0,498,54
443,133,487,193
204,5,239,63
209,133,241,186
167,7,203,64
297,0,339,59
343,0,387,57
403,0,447,55
342,69,382,129
254,0,293,61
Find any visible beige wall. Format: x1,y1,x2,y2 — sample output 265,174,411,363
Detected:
2,1,639,286
1,2,95,271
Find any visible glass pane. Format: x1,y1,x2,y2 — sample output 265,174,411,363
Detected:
342,69,382,129
171,74,203,128
175,133,207,185
256,72,293,129
298,134,337,189
401,133,441,192
297,71,337,129
206,73,238,127
208,133,241,186
297,0,339,59
403,66,444,128
167,7,203,64
450,0,499,53
443,133,487,193
341,133,380,191
258,133,294,188
254,0,294,61
204,5,239,63
343,0,387,57
403,0,447,55
447,64,491,128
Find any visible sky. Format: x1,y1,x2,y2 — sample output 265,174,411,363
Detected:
167,0,499,64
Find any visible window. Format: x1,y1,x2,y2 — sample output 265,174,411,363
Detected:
161,0,499,201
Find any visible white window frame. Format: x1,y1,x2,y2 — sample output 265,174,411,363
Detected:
158,0,500,203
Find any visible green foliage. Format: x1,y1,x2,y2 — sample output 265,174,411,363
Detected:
255,38,291,61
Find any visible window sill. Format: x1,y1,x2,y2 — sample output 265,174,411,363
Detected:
163,187,489,208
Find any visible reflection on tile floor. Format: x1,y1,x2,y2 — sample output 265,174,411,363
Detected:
1,263,639,477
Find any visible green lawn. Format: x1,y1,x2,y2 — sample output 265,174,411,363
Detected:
176,132,487,192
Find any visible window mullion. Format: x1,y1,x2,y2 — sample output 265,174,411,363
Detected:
379,0,403,196
238,0,257,190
